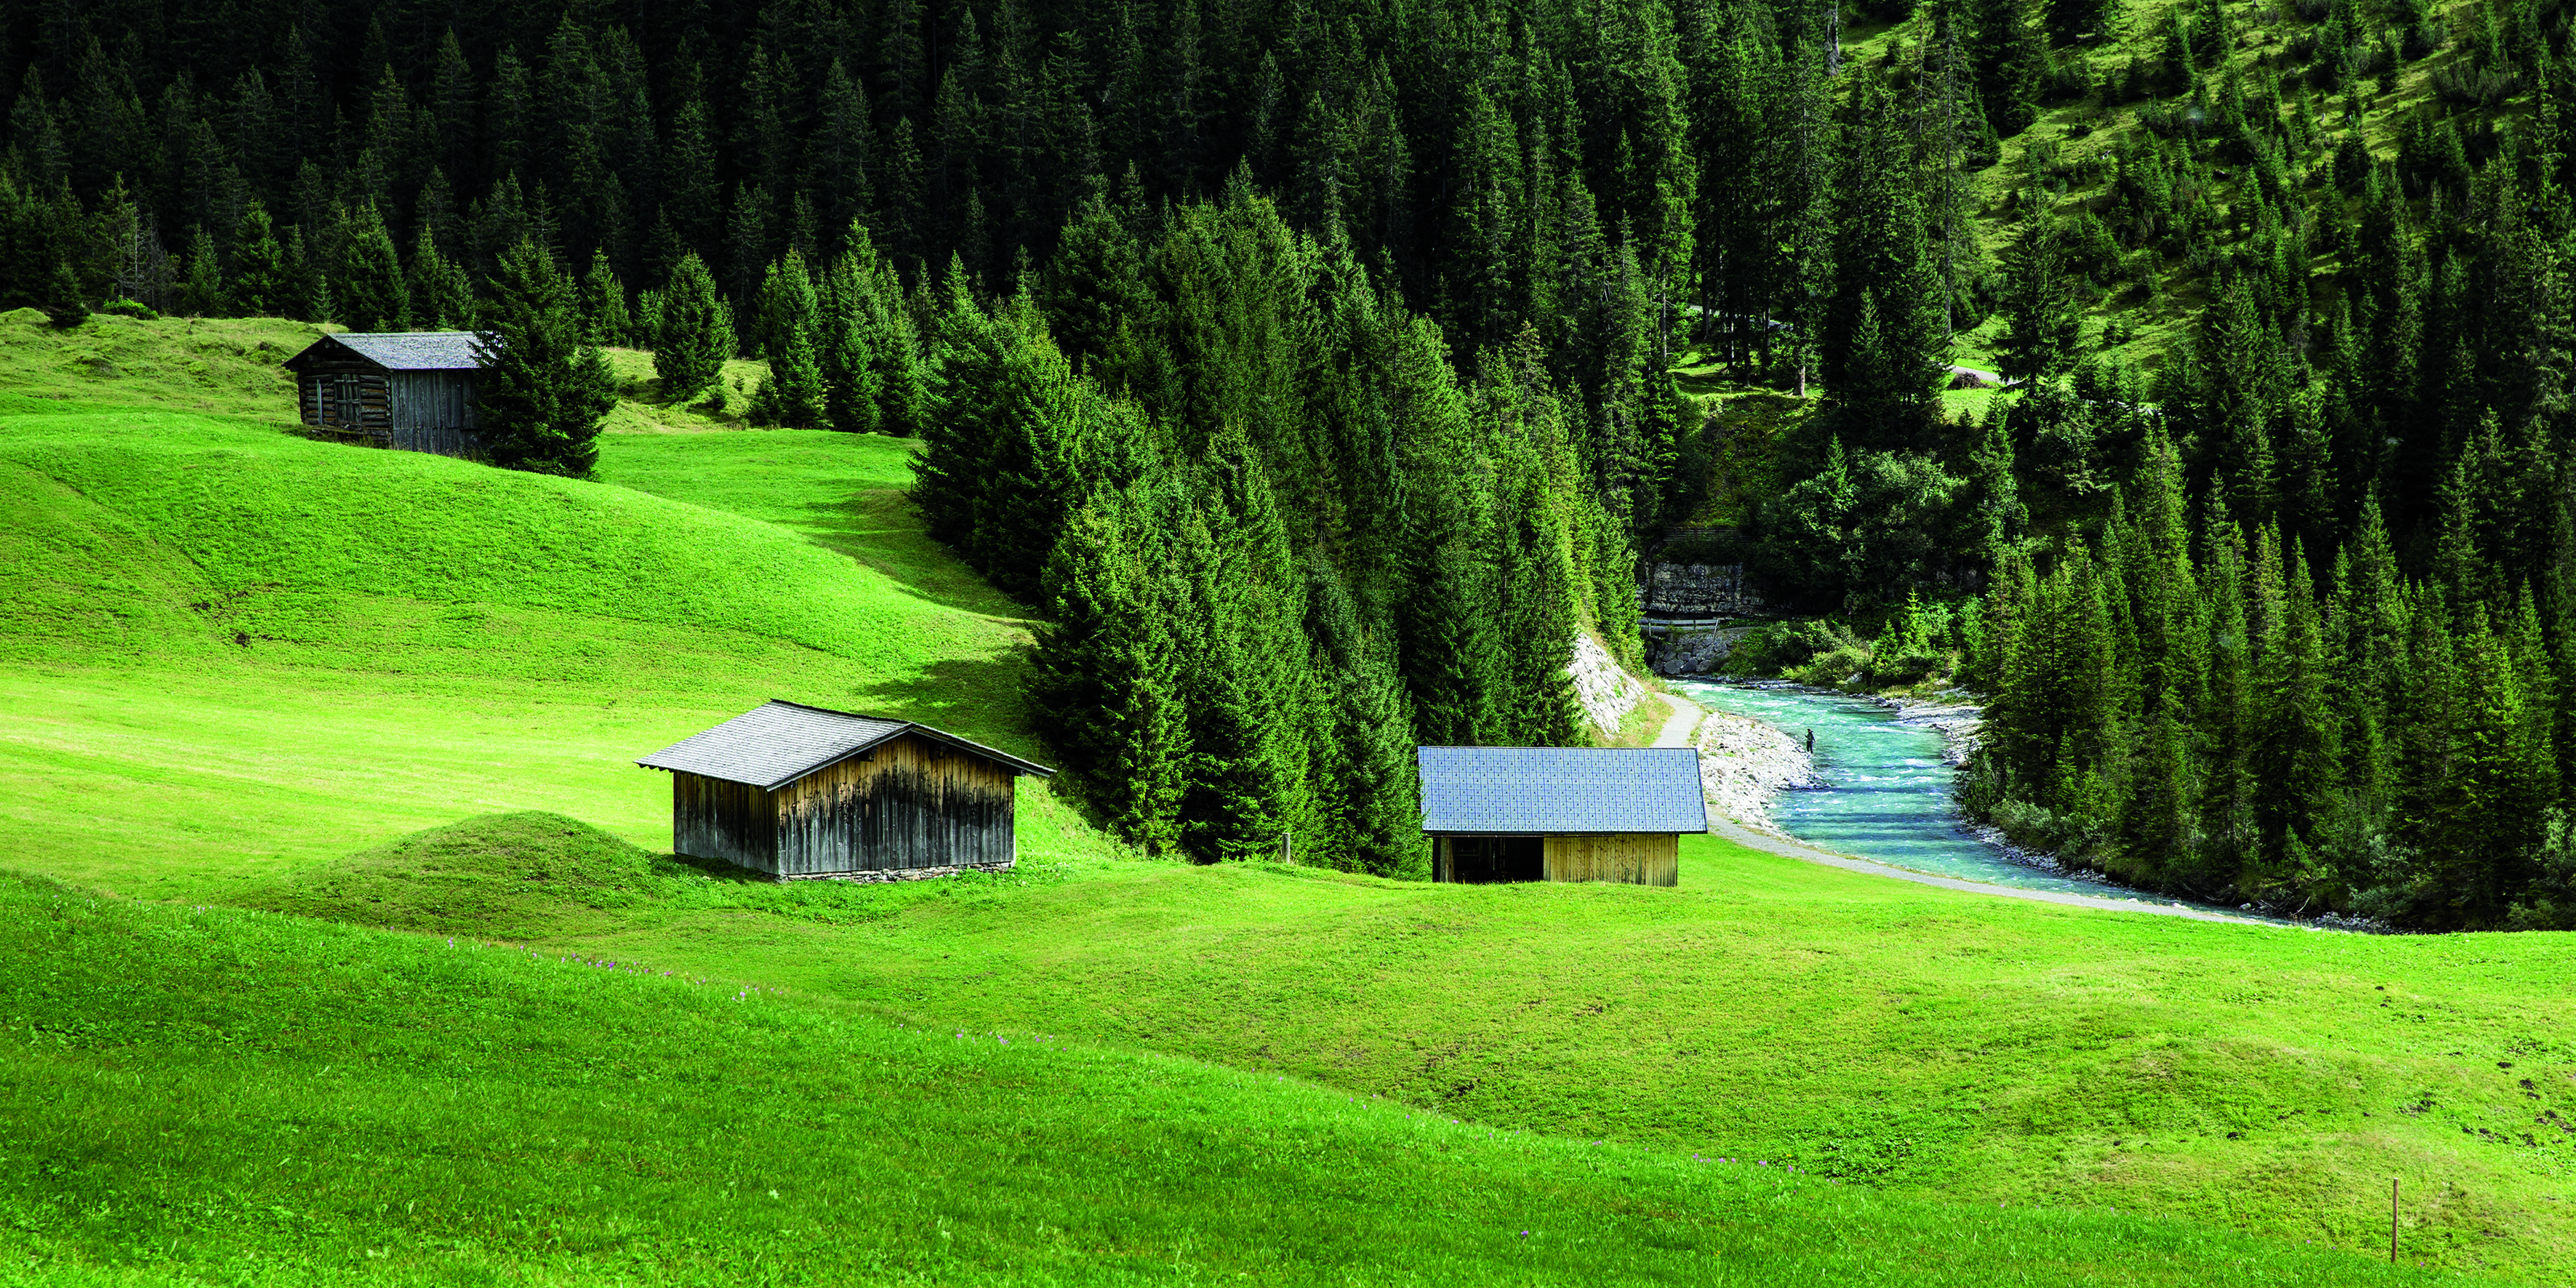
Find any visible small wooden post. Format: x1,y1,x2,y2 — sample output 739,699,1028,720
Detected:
2391,1178,2399,1264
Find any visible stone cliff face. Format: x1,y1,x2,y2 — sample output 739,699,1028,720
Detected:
1648,624,1754,676
1639,562,1771,676
1640,562,1768,616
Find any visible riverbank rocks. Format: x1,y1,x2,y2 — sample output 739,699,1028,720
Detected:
1867,691,1984,765
1693,706,1823,832
1566,632,1648,738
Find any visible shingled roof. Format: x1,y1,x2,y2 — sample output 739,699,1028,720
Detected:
636,700,1054,790
1416,746,1708,836
285,331,486,371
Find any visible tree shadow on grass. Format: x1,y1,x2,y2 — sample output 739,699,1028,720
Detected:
839,651,1051,763
782,488,1040,622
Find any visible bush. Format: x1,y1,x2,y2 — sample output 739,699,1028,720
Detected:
1719,617,1864,678
1788,643,1874,686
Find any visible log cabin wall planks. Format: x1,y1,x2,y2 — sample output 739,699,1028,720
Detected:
1543,833,1679,886
770,731,1016,877
673,773,777,873
385,370,479,456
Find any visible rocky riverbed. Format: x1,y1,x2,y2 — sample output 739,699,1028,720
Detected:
1691,701,1822,833
1862,689,1983,765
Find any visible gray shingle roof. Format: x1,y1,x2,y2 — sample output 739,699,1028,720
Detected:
1416,746,1708,835
318,331,486,371
637,700,1053,789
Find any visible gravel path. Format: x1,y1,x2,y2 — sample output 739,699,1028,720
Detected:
1649,691,1701,749
1653,693,2271,926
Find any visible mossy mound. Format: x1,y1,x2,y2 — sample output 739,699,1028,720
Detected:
236,810,711,936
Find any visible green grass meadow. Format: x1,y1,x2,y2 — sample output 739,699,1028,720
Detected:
0,313,2556,1283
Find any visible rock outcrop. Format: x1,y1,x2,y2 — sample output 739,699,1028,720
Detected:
1565,632,1649,738
1640,562,1769,616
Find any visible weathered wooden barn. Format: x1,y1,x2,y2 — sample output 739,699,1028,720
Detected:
1417,746,1707,886
637,700,1055,881
281,331,483,455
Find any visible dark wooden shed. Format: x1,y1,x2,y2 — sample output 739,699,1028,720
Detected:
636,700,1055,881
281,331,483,456
1418,746,1708,886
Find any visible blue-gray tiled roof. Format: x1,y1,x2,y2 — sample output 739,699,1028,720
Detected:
637,699,1054,790
333,330,486,369
1416,746,1708,835
285,331,487,371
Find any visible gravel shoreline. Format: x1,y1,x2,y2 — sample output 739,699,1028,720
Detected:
1690,693,1822,836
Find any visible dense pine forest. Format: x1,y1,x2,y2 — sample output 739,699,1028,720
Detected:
13,0,2576,918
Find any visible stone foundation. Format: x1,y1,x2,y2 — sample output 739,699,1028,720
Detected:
778,858,1016,883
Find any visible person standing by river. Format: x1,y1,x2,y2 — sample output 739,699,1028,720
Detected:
1805,728,1814,754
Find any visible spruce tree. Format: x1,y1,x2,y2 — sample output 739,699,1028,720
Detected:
405,227,474,329
578,251,630,345
336,201,409,330
1030,481,1189,854
1302,561,1423,874
1174,424,1320,863
746,252,827,428
1969,0,2047,136
1997,222,2081,384
1823,79,1949,451
473,236,616,477
229,206,288,317
651,251,734,401
812,256,878,438
177,225,225,316
282,224,329,322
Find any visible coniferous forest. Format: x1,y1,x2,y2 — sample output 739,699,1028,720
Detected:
15,0,2576,919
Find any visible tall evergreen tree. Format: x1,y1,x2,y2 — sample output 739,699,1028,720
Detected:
746,252,828,428
651,251,733,401
473,236,615,476
577,250,630,345
336,201,409,330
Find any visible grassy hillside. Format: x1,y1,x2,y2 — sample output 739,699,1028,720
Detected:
446,822,2571,1281
0,310,2560,1281
0,311,1072,900
4,864,2444,1287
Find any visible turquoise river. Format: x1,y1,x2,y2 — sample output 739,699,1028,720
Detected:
1674,678,2283,920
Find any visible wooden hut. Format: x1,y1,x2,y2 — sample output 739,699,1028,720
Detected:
281,331,483,455
1417,746,1707,886
637,700,1055,881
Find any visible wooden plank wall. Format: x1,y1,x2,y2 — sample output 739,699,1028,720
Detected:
1544,834,1679,886
674,772,778,873
771,733,1016,876
388,371,481,456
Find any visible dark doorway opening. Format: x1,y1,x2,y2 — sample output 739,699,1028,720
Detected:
1445,835,1544,883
